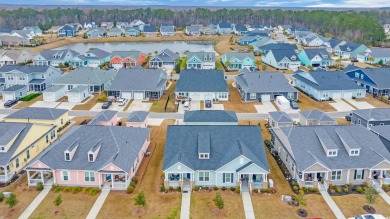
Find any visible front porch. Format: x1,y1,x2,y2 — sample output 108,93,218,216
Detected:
99,172,128,190
298,171,329,190
27,169,54,186
238,173,268,193
0,166,15,183
164,172,194,192
371,169,390,187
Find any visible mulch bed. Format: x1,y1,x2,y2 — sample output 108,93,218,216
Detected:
363,205,376,214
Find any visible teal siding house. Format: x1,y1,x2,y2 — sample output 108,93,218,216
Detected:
334,42,369,59
163,125,269,192
71,48,111,68
356,48,390,65
221,52,255,71
298,48,333,68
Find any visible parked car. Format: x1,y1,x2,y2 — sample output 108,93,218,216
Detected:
118,98,127,106
4,99,18,108
205,100,212,108
183,101,190,110
345,113,352,121
102,101,112,109
349,214,386,219
290,100,299,109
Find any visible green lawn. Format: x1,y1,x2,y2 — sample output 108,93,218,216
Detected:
216,61,224,70
180,57,187,69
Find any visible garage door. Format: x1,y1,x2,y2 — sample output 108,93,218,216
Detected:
190,93,201,101
261,94,270,102
121,92,132,99
133,92,144,100
342,91,353,99
332,92,342,99
43,93,56,102
68,95,80,103
3,94,14,102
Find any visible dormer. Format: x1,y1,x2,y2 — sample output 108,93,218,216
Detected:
64,141,79,161
315,129,339,157
197,132,210,159
335,129,361,156
204,55,207,61
346,47,352,52
290,55,297,61
88,141,102,162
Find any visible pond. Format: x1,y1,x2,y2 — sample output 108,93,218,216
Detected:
56,41,217,55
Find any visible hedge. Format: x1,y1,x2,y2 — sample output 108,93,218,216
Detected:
19,93,41,101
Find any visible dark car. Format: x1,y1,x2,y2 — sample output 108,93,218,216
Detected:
101,101,112,109
205,100,212,108
345,113,352,121
290,100,299,109
4,99,18,108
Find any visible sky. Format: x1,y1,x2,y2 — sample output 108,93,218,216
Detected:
2,0,390,8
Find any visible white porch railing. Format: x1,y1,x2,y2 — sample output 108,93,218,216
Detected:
0,171,15,182
29,178,43,185
249,183,252,195
305,181,314,187
113,182,126,189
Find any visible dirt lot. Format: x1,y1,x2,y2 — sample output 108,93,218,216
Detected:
335,118,351,125
71,94,98,110
298,92,336,112
148,82,176,113
222,80,258,113
356,94,390,108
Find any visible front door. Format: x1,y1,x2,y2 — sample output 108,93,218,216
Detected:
106,174,111,181
186,173,191,180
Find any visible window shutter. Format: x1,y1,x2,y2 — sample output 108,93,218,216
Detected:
223,173,225,183
361,170,365,179
354,170,357,180
230,173,233,183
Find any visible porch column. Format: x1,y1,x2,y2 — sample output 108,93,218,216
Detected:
368,169,372,179
125,174,128,187
53,171,57,184
379,170,384,179
301,171,304,181
346,169,350,184
164,173,168,181
41,171,44,184
27,170,31,186
111,174,114,188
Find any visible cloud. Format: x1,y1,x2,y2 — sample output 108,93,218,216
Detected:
307,0,390,7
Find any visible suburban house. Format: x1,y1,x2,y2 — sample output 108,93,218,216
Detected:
4,107,69,128
237,35,262,46
107,27,123,37
356,48,390,65
58,24,77,37
186,52,216,69
268,111,293,128
271,125,390,189
183,110,238,125
249,38,277,52
0,49,37,66
301,34,324,47
101,22,114,30
10,30,35,42
344,66,390,98
200,26,216,35
277,25,292,33
143,25,158,37
216,23,233,34
72,48,111,67
384,24,390,35
88,110,118,126
370,126,390,152
233,25,248,35
185,26,200,36
22,26,43,36
298,110,337,125
160,24,175,36
262,49,301,71
248,24,268,31
33,49,79,67
0,35,29,47
124,27,141,37
110,50,145,70
107,66,167,100
129,19,145,31
235,71,298,102
0,65,62,92
221,52,255,71
292,70,366,100
83,22,96,29
2,85,28,101
256,43,298,54
25,125,151,190
323,38,345,53
116,22,129,29
149,49,179,69
126,111,149,128
87,27,105,38
163,125,270,192
297,48,333,68
0,122,57,183
351,108,390,127
175,69,229,101
47,26,63,34
334,42,370,59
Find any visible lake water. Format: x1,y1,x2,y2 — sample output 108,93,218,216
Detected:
56,41,217,55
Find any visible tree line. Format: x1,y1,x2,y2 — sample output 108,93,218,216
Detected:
0,8,387,45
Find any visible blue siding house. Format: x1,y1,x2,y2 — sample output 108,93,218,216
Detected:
262,49,301,71
356,48,390,65
351,108,390,128
58,24,77,37
297,48,333,68
221,52,255,71
334,42,369,59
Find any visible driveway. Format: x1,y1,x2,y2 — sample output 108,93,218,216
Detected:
344,99,374,109
254,102,277,113
329,99,355,112
30,101,60,108
126,100,152,112
56,102,77,110
178,101,200,113
205,103,224,110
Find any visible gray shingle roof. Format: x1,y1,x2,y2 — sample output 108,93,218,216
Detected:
184,110,238,123
108,67,166,92
235,71,297,93
88,110,117,125
186,26,200,32
269,49,299,62
224,52,255,62
0,123,33,165
234,25,247,32
160,25,174,33
348,68,390,89
53,68,116,86
111,50,142,60
69,85,88,93
44,85,65,92
338,42,363,52
38,49,79,61
0,65,50,74
153,49,179,62
5,107,67,120
301,48,333,61
368,48,390,58
186,52,215,63
126,111,149,123
218,23,232,28
163,125,269,172
85,48,110,59
35,125,150,172
299,110,336,123
175,69,229,93
327,39,344,48
258,43,297,51
273,125,390,171
269,111,293,123
143,25,157,32
370,125,390,142
3,84,26,92
352,108,390,121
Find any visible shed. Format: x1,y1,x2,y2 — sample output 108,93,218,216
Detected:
68,85,88,103
2,85,27,101
43,85,66,102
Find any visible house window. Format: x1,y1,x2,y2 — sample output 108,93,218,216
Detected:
355,72,359,78
331,170,341,180
250,93,256,100
65,152,70,161
198,171,210,182
218,93,227,99
19,76,25,80
358,119,361,124
360,75,364,80
285,154,288,162
350,150,360,156
199,153,209,159
355,169,364,180
61,118,63,125
50,130,56,140
84,171,95,182
26,150,30,159
287,92,293,99
62,170,70,181
357,90,362,97
380,123,384,126
224,173,233,183
68,85,73,90
328,150,337,156
20,92,22,96
15,158,19,168
46,135,49,143
88,153,94,162
323,92,329,98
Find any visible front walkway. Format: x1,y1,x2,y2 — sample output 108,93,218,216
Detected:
319,190,346,219
376,187,390,205
241,192,255,219
86,189,110,219
180,192,191,219
19,188,51,219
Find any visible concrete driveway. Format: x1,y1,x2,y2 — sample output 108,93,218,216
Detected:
329,99,355,112
127,100,152,112
344,99,374,109
178,101,200,113
56,102,77,110
254,102,277,113
30,101,60,108
205,103,224,110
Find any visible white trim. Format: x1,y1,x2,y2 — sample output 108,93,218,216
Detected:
236,162,270,174
330,170,342,181
198,170,211,182
164,162,195,172
99,162,125,173
302,161,331,172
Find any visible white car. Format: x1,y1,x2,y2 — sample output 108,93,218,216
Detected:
349,214,386,219
118,98,127,106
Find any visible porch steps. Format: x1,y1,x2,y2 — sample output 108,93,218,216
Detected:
180,192,191,219
319,190,346,219
19,188,50,219
241,192,255,219
86,189,110,219
375,187,390,206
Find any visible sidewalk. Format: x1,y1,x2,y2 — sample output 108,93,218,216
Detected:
241,192,255,219
320,190,346,219
376,187,390,205
19,188,50,219
180,192,191,219
86,189,110,219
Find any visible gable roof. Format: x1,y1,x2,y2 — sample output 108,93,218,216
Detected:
338,42,364,52
0,123,32,165
218,23,232,28
186,52,215,62
269,111,293,123
175,69,229,93
38,49,79,61
84,48,110,59
143,25,158,32
224,52,255,62
0,65,50,74
268,49,299,62
163,125,269,172
368,48,390,58
235,71,297,93
299,110,336,123
184,110,238,123
258,43,297,51
327,38,344,48
53,68,116,86
111,50,142,60
88,110,117,125
160,25,174,33
346,67,390,89
301,48,333,61
186,26,200,32
234,25,248,32
352,108,390,121
3,84,27,92
152,49,179,62
126,111,149,123
5,107,67,121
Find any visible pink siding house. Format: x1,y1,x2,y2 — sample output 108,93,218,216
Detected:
126,111,149,128
88,110,118,126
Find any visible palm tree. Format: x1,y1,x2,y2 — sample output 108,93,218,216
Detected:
255,60,262,69
335,58,342,68
368,56,375,64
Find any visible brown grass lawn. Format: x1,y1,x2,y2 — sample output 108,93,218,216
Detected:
298,92,336,112
332,194,390,217
97,120,182,219
30,190,99,218
356,94,390,108
353,62,379,69
335,118,351,125
13,95,43,109
222,80,258,113
148,82,176,113
200,101,204,110
190,191,245,219
71,94,98,110
0,176,40,219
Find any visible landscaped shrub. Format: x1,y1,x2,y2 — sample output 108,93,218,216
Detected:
343,187,349,193
307,187,315,192
160,185,165,192
0,193,4,202
194,186,200,191
336,187,342,193
313,188,319,193
213,186,218,191
221,187,227,191
36,182,44,191
349,183,354,187
329,184,335,190
63,186,71,192
330,189,336,194
126,185,135,194
130,181,136,187
301,187,308,192
293,186,299,191
132,177,138,184
204,186,209,191
356,186,363,193
236,186,240,193
260,188,271,193
177,186,181,192
292,181,298,187
363,182,368,188
230,187,236,192
72,186,82,194
84,187,100,196
19,93,41,101
169,186,174,192
382,184,389,191
253,188,258,193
